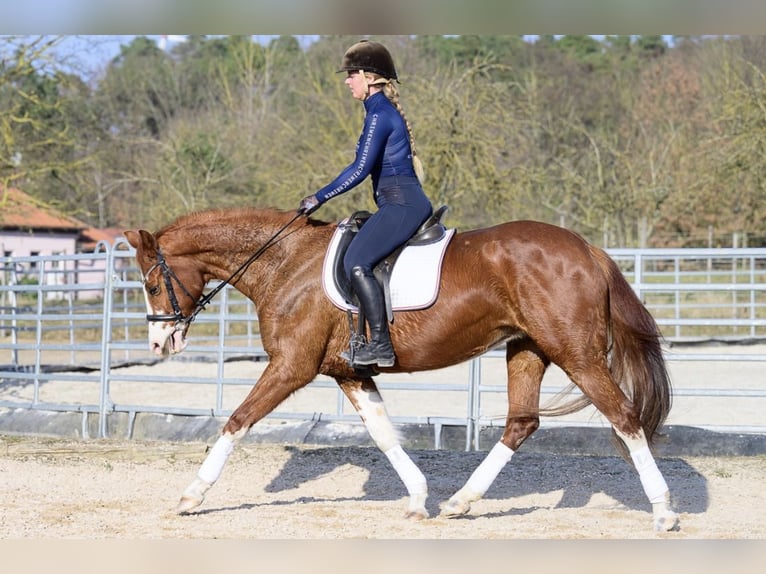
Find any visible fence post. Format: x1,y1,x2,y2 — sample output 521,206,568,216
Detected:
33,259,45,406
468,357,481,451
215,284,228,414
633,251,643,302
98,243,116,438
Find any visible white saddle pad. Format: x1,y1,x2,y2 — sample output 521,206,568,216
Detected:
322,221,455,312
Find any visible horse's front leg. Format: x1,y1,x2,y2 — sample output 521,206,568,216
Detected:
177,429,242,513
337,376,428,520
177,360,315,514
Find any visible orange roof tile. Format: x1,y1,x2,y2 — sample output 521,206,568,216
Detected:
79,227,124,250
0,186,86,231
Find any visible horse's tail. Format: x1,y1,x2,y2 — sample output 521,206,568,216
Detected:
590,245,673,450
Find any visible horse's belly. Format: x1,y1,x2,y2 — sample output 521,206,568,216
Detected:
393,317,518,372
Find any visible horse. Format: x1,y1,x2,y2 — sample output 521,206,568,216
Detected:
124,207,679,532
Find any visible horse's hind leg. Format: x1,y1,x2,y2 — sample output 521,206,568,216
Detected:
337,376,428,520
570,363,679,531
613,426,678,531
442,342,546,517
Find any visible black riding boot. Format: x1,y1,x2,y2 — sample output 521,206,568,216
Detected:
349,266,395,367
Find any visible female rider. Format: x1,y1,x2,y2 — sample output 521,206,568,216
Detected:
299,39,433,368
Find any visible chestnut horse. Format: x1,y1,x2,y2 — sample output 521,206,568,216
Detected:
125,207,679,532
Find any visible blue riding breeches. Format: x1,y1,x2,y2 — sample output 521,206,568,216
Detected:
343,176,433,279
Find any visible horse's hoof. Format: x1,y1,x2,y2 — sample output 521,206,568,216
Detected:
440,498,470,518
654,511,680,532
176,495,203,515
404,508,429,521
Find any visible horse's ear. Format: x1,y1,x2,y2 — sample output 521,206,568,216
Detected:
124,230,140,249
124,229,157,254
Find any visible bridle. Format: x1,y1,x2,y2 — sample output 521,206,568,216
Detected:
142,248,198,324
141,211,304,326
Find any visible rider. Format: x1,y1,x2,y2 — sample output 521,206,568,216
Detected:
298,39,433,368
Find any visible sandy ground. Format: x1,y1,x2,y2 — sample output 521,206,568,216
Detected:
1,344,765,540
0,434,764,539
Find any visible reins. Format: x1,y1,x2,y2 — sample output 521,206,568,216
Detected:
145,211,305,325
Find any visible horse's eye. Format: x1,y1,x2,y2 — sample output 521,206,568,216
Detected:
147,285,161,297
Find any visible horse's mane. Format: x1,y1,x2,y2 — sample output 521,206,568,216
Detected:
155,206,330,239
153,208,334,263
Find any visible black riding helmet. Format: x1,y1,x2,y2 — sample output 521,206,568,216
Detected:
338,40,398,81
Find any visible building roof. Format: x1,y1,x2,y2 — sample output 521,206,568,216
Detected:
78,227,124,251
0,186,87,232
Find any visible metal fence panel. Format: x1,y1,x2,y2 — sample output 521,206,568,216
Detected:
2,241,765,447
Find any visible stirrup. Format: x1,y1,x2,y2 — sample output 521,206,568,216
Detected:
351,341,395,368
340,332,368,365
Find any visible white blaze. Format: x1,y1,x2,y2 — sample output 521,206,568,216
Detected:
142,287,187,356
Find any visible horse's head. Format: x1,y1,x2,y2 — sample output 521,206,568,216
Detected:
125,229,205,357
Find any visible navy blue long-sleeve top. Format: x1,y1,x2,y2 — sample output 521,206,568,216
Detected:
314,91,416,204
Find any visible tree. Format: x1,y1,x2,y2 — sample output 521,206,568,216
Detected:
97,36,178,139
692,37,766,246
0,36,88,196
6,34,766,247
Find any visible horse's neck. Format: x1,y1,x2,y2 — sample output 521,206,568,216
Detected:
182,216,322,304
164,219,281,283
163,210,331,306
204,225,287,282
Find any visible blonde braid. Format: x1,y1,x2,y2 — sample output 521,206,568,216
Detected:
360,69,370,97
382,80,425,182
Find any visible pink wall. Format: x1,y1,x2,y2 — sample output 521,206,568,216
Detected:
0,230,78,258
0,230,108,300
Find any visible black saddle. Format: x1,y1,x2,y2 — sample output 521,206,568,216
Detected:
332,205,449,321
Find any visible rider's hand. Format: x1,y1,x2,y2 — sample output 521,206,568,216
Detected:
298,194,320,215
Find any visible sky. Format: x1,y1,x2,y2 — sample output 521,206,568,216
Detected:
2,1,765,37
48,35,310,80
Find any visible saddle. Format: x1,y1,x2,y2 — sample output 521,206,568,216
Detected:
332,205,449,323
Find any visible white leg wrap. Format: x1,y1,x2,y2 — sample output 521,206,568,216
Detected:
443,441,514,517
630,446,669,504
384,445,427,496
464,441,515,497
197,434,235,485
349,387,400,453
